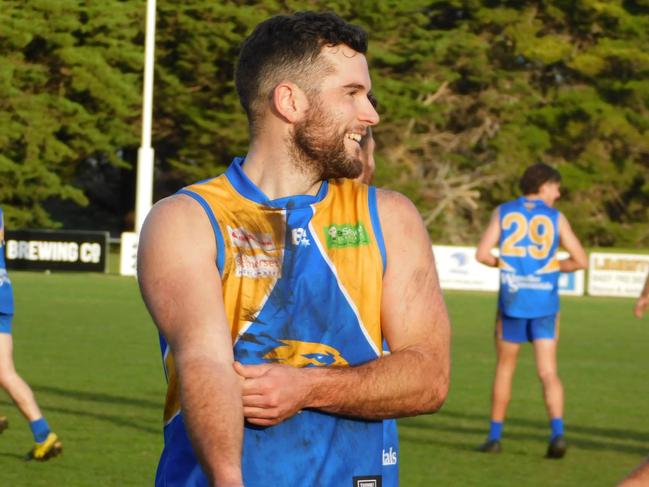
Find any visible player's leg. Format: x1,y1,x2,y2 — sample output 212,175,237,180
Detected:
479,312,522,453
0,314,11,434
0,333,43,421
0,321,62,460
532,314,566,458
533,338,563,420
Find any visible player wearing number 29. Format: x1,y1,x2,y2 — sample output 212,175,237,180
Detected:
475,163,587,458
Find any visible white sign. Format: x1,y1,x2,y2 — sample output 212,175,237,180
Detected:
433,245,499,291
120,232,139,277
556,251,586,296
587,252,649,297
433,246,585,296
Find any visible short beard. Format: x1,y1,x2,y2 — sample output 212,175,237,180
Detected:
289,97,362,181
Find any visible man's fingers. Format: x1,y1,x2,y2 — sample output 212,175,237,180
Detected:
243,406,279,421
240,376,275,397
233,361,271,378
245,417,280,427
241,394,269,408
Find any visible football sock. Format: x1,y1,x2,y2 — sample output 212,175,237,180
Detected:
488,420,503,441
550,417,564,440
29,417,50,443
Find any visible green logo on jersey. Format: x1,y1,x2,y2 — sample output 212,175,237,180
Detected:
324,223,370,249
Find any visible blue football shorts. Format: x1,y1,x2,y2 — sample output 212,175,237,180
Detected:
0,313,12,334
499,313,557,343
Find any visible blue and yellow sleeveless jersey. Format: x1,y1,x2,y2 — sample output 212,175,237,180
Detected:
497,197,560,318
0,208,14,315
156,157,398,487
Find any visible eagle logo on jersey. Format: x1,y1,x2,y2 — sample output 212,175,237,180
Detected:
264,340,348,367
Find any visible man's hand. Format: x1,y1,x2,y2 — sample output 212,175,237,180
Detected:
234,362,309,426
634,296,649,319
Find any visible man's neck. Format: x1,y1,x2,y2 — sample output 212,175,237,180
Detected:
242,139,323,200
523,193,552,207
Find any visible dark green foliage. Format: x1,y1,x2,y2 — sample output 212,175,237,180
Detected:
0,1,142,227
1,0,648,245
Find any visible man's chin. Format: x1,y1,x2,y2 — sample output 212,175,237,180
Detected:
325,163,363,180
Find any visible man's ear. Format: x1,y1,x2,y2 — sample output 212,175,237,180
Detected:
272,81,309,123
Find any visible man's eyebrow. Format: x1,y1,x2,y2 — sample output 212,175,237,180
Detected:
342,83,368,90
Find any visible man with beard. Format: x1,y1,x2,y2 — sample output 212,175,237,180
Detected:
138,11,450,487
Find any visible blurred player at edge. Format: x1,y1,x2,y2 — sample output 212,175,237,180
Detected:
355,126,399,486
138,11,450,487
355,126,375,184
633,271,649,319
475,163,587,459
618,457,649,486
618,275,649,484
0,207,62,460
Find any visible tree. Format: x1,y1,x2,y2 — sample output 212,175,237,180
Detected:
2,0,648,247
358,0,649,246
0,0,142,228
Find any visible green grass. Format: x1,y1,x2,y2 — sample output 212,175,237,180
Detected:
400,291,649,487
0,274,647,486
0,272,163,486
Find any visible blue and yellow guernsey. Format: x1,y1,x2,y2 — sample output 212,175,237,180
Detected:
498,197,560,318
0,208,14,315
156,158,398,487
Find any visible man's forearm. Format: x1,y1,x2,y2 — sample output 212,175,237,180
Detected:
180,358,244,486
559,258,585,273
303,346,449,419
639,276,649,299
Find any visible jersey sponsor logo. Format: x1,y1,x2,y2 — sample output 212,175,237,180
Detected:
501,272,553,292
291,228,310,247
233,252,281,279
382,447,398,466
227,225,276,252
325,223,370,249
263,340,348,367
353,476,382,487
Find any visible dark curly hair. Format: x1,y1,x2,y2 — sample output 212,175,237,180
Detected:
235,11,368,133
519,163,561,195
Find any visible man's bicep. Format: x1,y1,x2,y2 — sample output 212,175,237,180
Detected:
137,197,234,362
378,191,450,353
558,214,586,259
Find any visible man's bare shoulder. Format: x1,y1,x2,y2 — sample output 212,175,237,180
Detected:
375,188,421,222
139,193,215,257
147,193,204,223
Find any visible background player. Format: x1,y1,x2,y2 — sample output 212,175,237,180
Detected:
475,163,587,458
353,126,400,484
633,271,649,318
355,127,375,184
619,273,649,483
0,207,62,461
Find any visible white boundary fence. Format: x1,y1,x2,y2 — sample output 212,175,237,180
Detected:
119,237,646,298
432,245,586,296
587,252,649,297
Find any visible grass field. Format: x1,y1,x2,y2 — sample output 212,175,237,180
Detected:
0,272,647,486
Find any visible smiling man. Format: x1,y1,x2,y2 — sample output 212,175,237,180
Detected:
138,12,450,487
